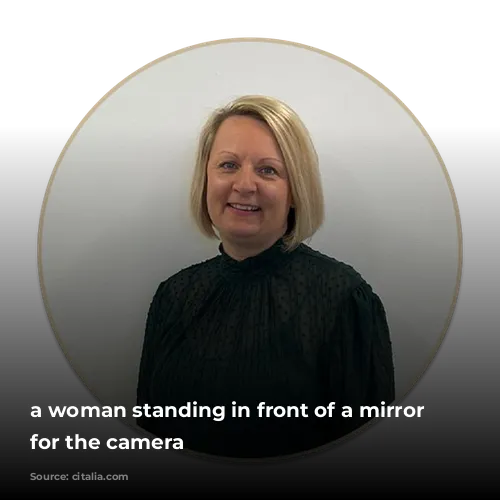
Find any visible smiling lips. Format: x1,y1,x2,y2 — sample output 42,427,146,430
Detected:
227,203,261,213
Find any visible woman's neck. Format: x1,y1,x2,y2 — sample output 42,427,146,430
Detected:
220,234,284,261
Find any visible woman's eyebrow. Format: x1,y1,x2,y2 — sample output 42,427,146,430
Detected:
260,157,284,165
217,151,283,162
215,150,239,158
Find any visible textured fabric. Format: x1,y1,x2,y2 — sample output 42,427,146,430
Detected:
137,238,395,458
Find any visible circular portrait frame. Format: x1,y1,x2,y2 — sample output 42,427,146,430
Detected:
38,37,462,462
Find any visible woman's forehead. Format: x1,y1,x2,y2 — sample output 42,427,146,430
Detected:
211,116,283,160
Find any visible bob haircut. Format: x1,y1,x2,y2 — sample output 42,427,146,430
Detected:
190,95,325,250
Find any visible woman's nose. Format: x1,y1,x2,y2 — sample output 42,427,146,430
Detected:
233,165,257,193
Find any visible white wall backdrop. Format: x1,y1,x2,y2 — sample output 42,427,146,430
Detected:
39,40,460,416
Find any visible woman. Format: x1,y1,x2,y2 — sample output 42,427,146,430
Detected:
137,95,395,459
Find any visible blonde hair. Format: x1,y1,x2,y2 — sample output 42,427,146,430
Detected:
190,95,324,250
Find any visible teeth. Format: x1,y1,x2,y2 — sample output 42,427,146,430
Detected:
230,203,259,211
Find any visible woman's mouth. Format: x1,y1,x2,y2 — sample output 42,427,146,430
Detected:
227,203,261,213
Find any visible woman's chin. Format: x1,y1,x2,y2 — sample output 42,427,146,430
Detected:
219,225,262,241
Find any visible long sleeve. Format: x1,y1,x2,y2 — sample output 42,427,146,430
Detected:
136,279,179,433
323,281,395,433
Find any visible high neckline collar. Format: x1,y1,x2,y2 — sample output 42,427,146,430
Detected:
218,238,293,278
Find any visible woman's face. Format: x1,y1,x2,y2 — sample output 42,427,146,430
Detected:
206,115,292,248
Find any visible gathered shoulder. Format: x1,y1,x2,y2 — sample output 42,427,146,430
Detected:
155,255,220,301
293,244,370,301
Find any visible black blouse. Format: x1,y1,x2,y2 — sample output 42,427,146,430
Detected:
137,238,395,458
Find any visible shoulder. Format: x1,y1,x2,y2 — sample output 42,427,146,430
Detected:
292,246,390,332
291,244,370,300
293,244,365,284
152,255,220,302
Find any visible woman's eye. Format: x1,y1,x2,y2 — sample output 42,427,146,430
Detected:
260,166,277,175
219,162,237,170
